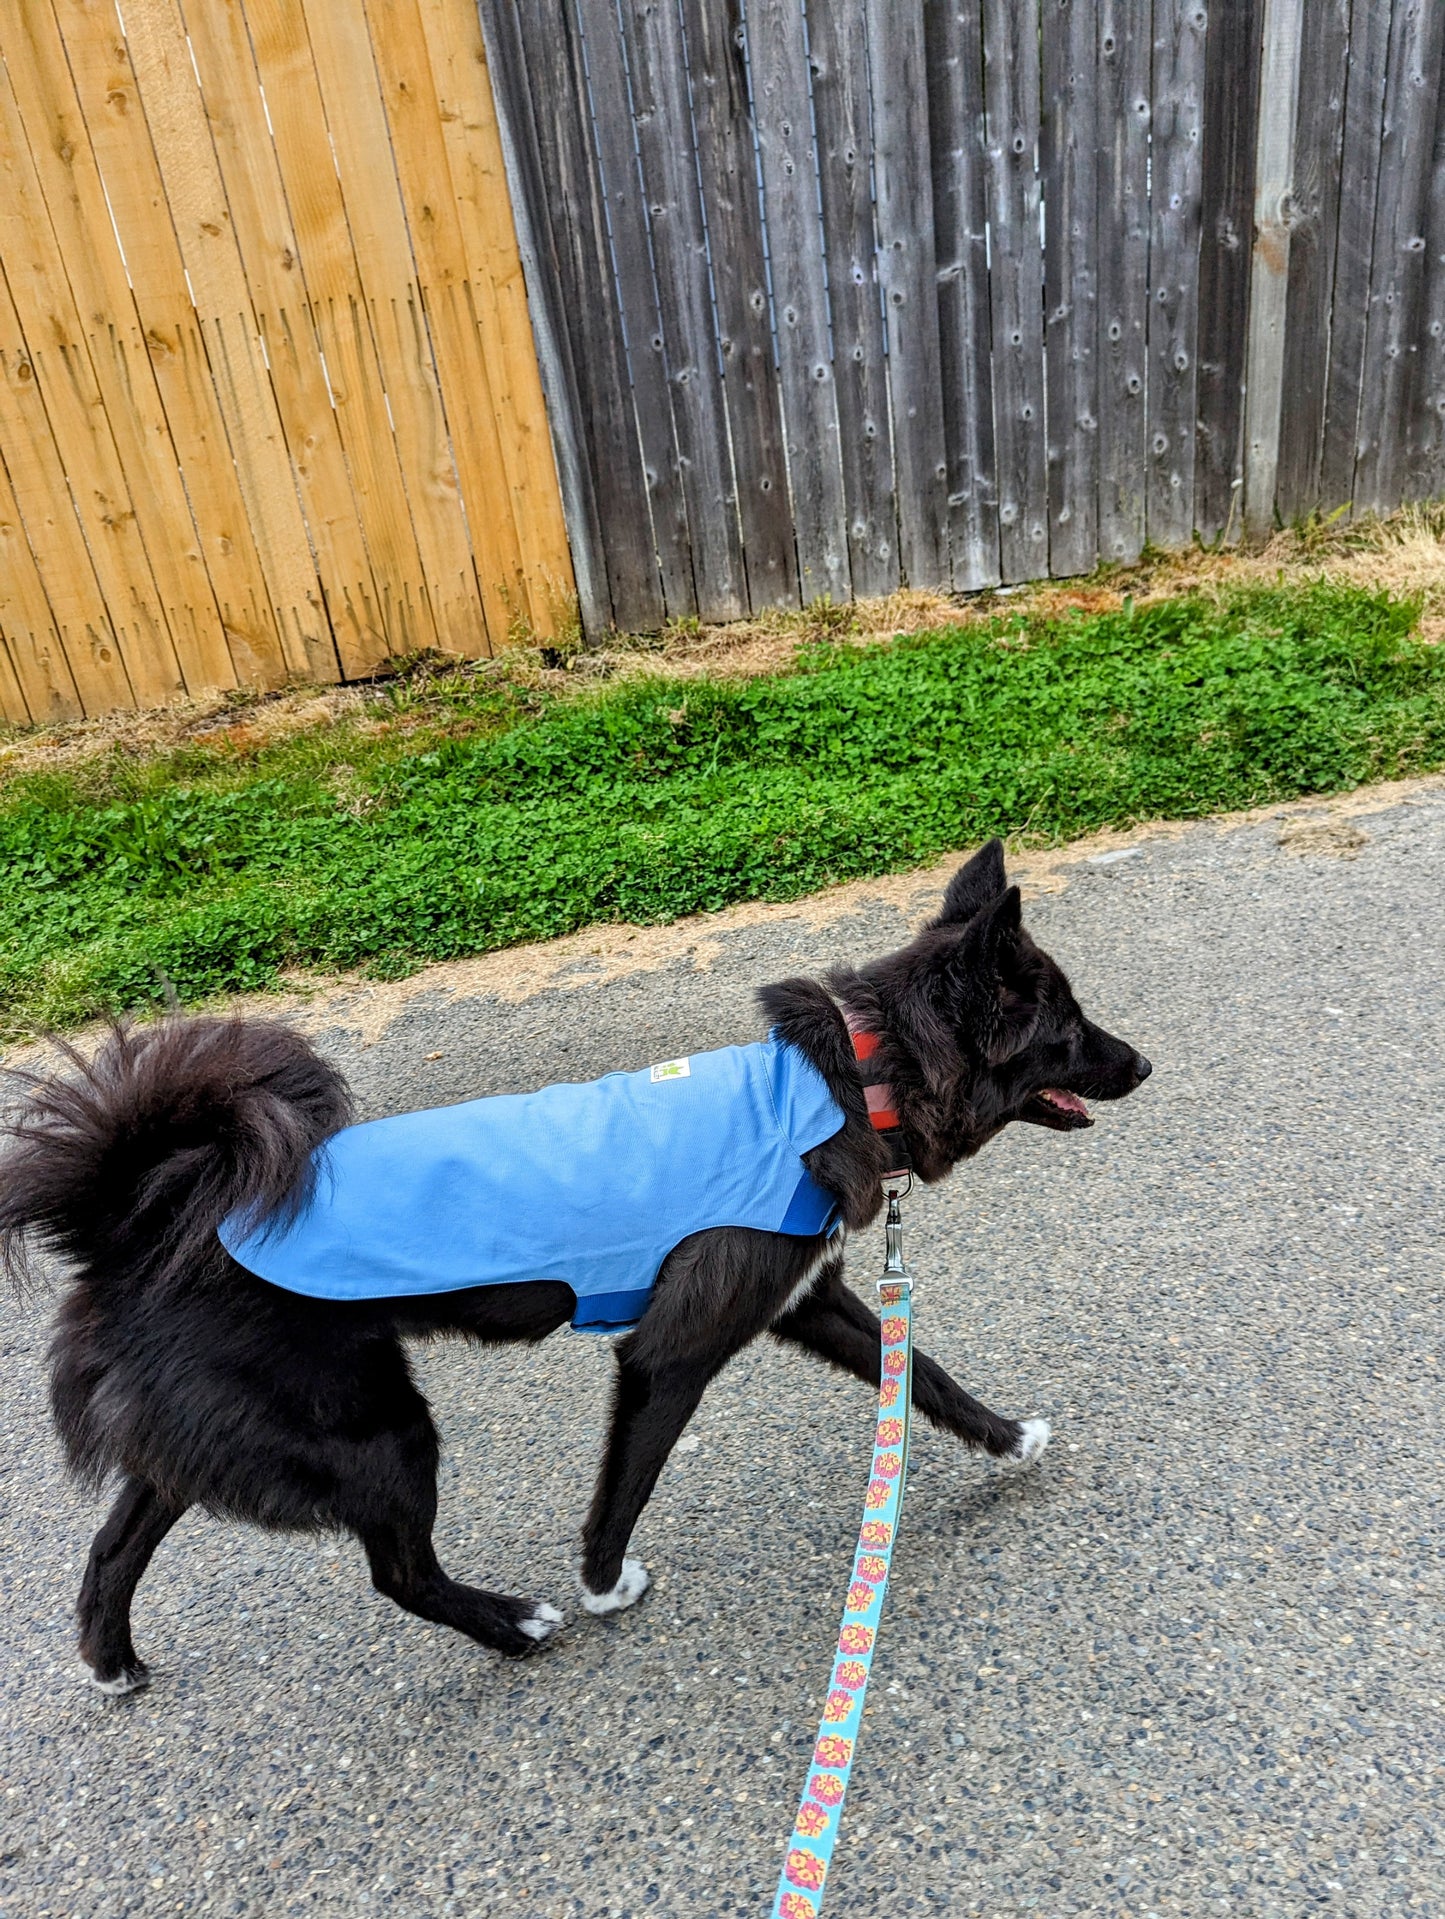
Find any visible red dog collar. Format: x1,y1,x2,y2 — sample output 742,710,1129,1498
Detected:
844,1017,913,1177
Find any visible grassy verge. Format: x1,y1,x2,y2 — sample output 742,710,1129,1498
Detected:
2,580,1442,1041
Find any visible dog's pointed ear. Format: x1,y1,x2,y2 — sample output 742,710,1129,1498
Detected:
963,882,1022,964
930,839,1007,927
957,886,1040,1061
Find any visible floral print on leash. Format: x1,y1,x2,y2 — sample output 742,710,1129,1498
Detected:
768,1278,913,1919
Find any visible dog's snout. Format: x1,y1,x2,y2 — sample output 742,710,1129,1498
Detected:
1132,1053,1152,1085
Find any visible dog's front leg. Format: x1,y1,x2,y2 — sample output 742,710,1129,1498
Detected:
772,1273,1049,1464
579,1353,711,1614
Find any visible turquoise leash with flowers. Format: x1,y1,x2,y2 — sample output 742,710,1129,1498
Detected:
768,1172,915,1919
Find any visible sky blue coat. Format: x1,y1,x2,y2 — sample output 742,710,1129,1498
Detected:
220,1037,846,1330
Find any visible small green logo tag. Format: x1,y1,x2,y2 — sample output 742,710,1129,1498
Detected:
650,1057,691,1082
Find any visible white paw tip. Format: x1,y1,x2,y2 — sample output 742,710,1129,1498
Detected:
580,1557,651,1616
519,1602,564,1642
1005,1418,1052,1468
89,1667,149,1696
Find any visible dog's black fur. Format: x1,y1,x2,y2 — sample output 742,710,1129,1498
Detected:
1,842,1149,1693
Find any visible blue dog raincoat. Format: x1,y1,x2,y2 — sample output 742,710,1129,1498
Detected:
220,1037,846,1331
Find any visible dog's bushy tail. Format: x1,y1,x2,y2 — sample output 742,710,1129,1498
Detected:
0,1017,353,1295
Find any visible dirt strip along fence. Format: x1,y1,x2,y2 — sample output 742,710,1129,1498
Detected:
481,0,1445,636
0,0,575,726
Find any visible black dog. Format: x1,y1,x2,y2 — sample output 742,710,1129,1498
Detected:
1,841,1149,1693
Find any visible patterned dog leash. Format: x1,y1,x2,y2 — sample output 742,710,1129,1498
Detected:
768,1173,915,1918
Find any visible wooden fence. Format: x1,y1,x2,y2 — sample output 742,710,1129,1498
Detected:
482,0,1445,636
0,0,574,725
5,0,1445,720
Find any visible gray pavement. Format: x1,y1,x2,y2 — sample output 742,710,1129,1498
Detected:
2,784,1442,1919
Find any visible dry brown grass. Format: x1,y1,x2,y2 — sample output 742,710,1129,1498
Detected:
4,502,1442,781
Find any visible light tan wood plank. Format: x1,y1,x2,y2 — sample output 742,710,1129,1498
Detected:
359,0,520,646
0,268,131,716
0,119,183,710
298,0,491,657
117,0,338,682
0,441,81,723
413,0,575,638
0,79,184,706
0,629,33,727
49,0,291,688
232,0,442,664
178,0,394,678
5,4,238,698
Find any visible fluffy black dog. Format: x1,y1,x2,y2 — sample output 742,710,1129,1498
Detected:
1,841,1149,1693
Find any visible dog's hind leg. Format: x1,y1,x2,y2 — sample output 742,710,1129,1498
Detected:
346,1403,562,1658
360,1515,564,1658
579,1357,712,1614
78,1476,189,1694
773,1275,1045,1461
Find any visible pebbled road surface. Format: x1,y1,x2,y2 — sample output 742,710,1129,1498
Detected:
2,781,1442,1919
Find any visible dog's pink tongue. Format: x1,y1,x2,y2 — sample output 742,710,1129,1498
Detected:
1041,1088,1089,1116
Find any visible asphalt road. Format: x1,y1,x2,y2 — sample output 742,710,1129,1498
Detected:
2,783,1442,1919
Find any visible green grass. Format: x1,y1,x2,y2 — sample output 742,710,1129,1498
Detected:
2,581,1442,1042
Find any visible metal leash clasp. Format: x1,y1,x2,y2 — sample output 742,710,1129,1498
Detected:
878,1173,913,1298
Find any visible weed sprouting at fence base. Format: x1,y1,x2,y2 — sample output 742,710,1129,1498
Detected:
1,583,1441,1041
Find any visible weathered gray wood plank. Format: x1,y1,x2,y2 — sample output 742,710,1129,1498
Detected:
982,0,1048,582
679,0,797,611
1352,0,1445,517
1275,0,1352,520
1095,0,1149,564
1241,0,1305,537
1409,70,1445,498
1318,0,1393,512
1042,0,1099,577
494,0,661,629
1147,0,1208,548
744,0,849,603
925,0,1000,591
808,0,897,597
1199,0,1264,542
572,0,696,617
865,0,949,589
617,0,745,621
